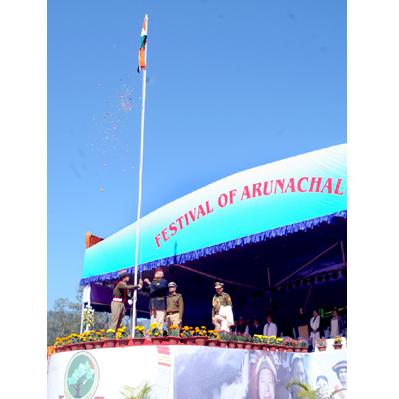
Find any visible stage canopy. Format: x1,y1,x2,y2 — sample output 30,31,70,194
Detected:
80,144,346,286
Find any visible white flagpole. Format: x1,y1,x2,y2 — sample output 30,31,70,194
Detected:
131,14,148,335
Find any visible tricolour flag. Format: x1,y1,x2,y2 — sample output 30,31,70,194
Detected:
137,15,148,73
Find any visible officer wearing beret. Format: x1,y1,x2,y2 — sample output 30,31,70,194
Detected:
141,268,168,328
166,282,184,328
212,282,234,331
110,271,142,331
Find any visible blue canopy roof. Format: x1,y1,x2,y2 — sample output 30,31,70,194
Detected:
81,144,347,285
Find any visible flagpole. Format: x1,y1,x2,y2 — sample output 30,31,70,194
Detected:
131,14,148,335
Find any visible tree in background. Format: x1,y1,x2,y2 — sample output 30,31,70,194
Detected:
47,288,110,345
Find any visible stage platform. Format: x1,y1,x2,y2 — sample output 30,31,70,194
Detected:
48,345,347,399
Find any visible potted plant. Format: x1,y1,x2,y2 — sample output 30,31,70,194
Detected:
166,325,181,344
103,328,117,348
69,333,83,351
226,332,238,348
267,336,278,351
235,334,248,349
207,330,220,347
219,331,231,348
147,323,163,345
180,326,195,345
83,330,96,350
252,334,266,350
82,305,95,332
243,335,253,350
192,326,208,346
116,326,129,347
54,337,65,353
276,337,285,352
316,338,327,352
298,338,309,353
130,326,146,345
284,337,294,352
333,336,343,349
93,330,105,348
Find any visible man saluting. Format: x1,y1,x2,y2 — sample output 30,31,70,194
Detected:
110,271,142,331
212,282,234,331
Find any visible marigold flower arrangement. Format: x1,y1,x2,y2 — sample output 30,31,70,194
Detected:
275,337,284,346
252,334,266,344
334,336,342,345
180,325,193,338
116,326,128,339
193,326,208,337
147,323,163,337
267,335,277,345
207,330,220,340
105,328,116,339
167,325,180,337
134,325,146,338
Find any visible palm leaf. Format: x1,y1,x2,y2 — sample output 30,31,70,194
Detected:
120,382,153,399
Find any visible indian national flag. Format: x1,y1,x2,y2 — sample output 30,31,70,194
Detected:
137,15,148,73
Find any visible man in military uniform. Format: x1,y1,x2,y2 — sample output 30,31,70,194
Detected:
110,271,142,331
212,282,234,331
142,268,168,328
166,282,184,328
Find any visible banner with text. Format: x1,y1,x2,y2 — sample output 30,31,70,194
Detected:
81,144,346,281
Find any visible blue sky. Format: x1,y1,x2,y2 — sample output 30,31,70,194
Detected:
48,0,346,307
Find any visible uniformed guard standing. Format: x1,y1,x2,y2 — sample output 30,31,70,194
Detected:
142,268,168,328
166,282,184,328
212,282,234,331
110,271,142,331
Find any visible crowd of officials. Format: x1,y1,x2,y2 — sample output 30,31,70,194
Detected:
110,267,347,349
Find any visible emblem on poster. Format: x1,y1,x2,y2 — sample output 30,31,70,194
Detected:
64,351,100,399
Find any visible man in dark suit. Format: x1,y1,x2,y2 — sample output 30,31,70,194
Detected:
142,268,168,329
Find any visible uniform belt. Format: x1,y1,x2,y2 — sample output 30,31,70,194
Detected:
167,311,179,315
112,297,123,302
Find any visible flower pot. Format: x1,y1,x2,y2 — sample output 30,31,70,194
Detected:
317,346,327,352
103,339,117,348
244,343,253,350
150,337,163,345
252,343,263,350
194,337,207,346
228,341,237,348
333,344,343,350
219,340,229,348
117,339,129,347
269,346,277,352
277,346,285,352
236,343,244,349
294,348,301,352
286,347,294,352
94,341,104,349
166,336,181,345
55,347,64,353
207,339,219,347
301,348,308,353
63,344,72,352
183,337,195,345
130,338,145,346
71,344,80,351
85,342,95,350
